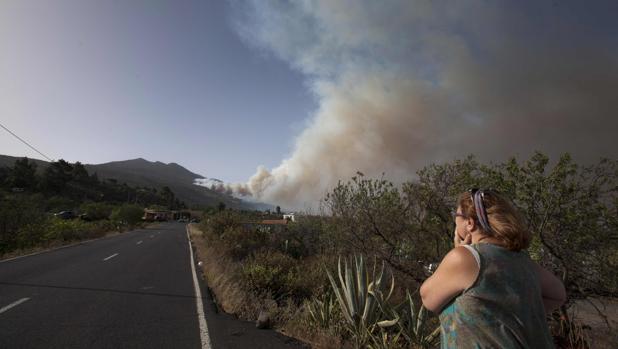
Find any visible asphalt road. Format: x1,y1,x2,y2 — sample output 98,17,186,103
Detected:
0,223,308,349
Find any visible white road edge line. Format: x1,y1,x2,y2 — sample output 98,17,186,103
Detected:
186,226,212,349
0,298,30,314
137,241,143,245
103,253,119,261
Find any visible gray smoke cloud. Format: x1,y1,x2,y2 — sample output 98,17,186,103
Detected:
217,0,618,209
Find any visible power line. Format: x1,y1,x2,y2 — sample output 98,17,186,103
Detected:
0,122,54,162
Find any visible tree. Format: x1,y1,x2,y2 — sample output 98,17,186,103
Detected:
325,153,618,297
8,157,38,190
160,186,175,209
71,162,90,183
276,206,281,215
0,167,10,189
41,159,73,193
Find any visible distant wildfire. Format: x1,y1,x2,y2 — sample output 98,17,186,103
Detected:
198,1,618,209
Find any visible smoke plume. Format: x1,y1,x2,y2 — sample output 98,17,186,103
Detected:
217,0,618,209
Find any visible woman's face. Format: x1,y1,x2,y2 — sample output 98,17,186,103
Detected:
454,206,470,239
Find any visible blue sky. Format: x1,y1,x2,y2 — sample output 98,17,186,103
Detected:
2,1,617,208
1,0,315,182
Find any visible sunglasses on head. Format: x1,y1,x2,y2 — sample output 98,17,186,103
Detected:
467,188,496,233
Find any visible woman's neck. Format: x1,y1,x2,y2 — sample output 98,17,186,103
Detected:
472,233,503,245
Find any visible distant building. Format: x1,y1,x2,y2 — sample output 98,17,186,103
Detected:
283,213,295,222
142,209,172,221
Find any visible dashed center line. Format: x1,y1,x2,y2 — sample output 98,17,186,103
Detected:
0,298,30,314
136,241,143,245
103,253,119,261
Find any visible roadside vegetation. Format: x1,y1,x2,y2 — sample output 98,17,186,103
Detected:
193,152,617,348
0,158,184,258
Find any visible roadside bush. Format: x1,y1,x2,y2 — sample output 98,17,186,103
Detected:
277,216,326,258
80,202,114,220
203,210,243,236
15,221,48,249
0,193,46,253
220,226,269,260
241,250,310,302
110,204,143,227
46,218,83,241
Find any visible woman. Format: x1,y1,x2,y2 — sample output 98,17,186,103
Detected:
420,189,566,348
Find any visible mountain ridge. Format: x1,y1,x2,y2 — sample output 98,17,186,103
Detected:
0,154,261,209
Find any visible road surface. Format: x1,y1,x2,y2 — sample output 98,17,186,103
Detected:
0,222,308,349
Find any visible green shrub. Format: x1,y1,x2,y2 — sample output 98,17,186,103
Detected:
221,226,269,260
52,219,80,241
15,221,48,249
80,202,114,220
241,250,308,301
44,196,77,212
110,204,143,226
203,210,242,236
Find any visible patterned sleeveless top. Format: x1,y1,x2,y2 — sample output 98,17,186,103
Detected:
438,243,554,348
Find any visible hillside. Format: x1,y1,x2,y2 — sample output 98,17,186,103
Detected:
0,155,48,172
0,155,259,209
85,158,248,209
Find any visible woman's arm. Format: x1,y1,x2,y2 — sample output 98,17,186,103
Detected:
420,247,479,313
534,263,567,314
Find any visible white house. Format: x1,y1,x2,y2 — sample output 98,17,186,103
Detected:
283,213,295,222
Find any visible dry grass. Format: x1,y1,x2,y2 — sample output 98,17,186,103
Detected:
188,223,257,317
188,224,345,348
281,313,350,349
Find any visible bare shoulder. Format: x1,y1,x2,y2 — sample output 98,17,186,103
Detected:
432,246,479,287
420,246,480,312
441,246,478,269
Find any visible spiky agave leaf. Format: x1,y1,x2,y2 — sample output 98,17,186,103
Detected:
377,317,399,328
327,264,354,325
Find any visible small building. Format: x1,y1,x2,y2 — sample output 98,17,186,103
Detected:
282,213,295,222
142,209,172,221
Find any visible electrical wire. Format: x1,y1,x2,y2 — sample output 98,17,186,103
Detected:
0,122,54,162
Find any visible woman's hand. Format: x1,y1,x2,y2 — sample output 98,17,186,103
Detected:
453,228,472,247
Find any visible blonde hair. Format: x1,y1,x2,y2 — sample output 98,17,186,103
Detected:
457,191,531,251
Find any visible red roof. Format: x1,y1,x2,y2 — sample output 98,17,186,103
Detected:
260,219,288,225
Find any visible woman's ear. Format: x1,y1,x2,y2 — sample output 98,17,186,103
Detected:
466,217,477,234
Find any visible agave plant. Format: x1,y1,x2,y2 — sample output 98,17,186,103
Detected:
326,255,395,348
367,329,402,349
371,289,440,348
305,292,339,330
395,291,440,348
